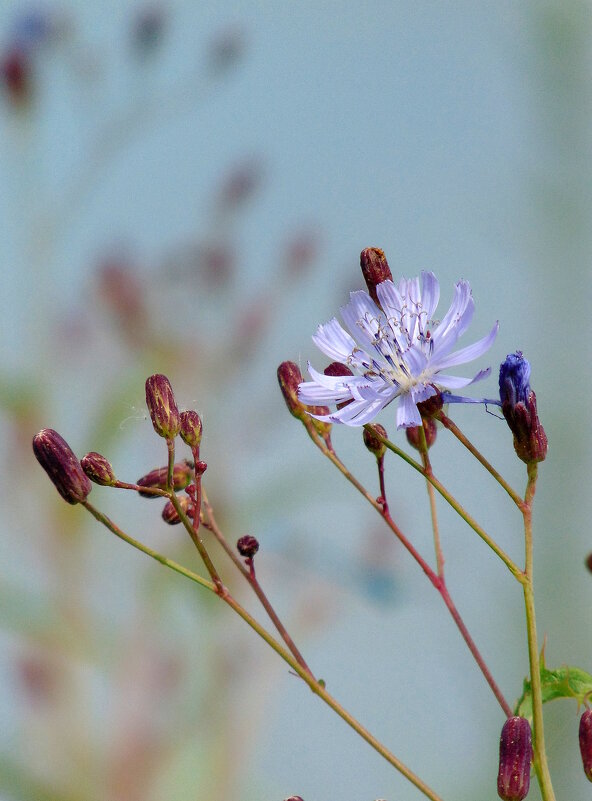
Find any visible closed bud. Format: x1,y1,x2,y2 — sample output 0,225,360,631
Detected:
363,424,388,458
179,410,203,449
406,419,438,451
137,460,194,497
360,247,393,305
497,716,532,800
277,361,307,420
284,797,304,801
194,460,207,477
81,452,117,486
162,495,193,524
585,553,592,574
499,353,547,464
579,709,592,781
237,535,259,558
32,429,92,505
145,374,180,439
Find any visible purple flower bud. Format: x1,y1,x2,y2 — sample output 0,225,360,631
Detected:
162,495,193,525
579,709,592,781
277,361,307,420
81,452,117,486
497,716,532,800
499,353,547,464
137,461,193,496
179,410,202,449
406,419,438,451
237,535,259,558
360,247,393,305
194,460,207,477
145,374,180,440
363,424,388,459
32,429,92,505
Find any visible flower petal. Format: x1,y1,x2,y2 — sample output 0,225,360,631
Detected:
396,392,422,428
432,322,498,371
312,318,357,362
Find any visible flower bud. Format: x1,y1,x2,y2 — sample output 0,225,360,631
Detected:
585,553,592,574
579,709,592,781
237,535,259,558
360,247,393,305
162,495,193,524
277,361,332,438
499,353,547,464
194,460,207,477
32,429,92,505
145,374,180,439
284,797,304,801
416,389,444,419
81,452,117,486
179,410,203,449
497,716,532,800
137,460,193,497
324,362,353,410
363,424,388,459
406,419,438,451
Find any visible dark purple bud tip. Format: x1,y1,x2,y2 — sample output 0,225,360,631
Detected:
363,424,388,458
137,460,194,497
499,352,547,463
81,452,117,486
406,418,438,451
237,535,259,559
579,709,592,781
360,247,393,305
180,410,203,449
32,429,92,505
162,495,193,525
194,460,207,477
585,553,592,574
497,716,532,800
145,374,181,439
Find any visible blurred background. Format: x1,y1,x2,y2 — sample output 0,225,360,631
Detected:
1,2,591,800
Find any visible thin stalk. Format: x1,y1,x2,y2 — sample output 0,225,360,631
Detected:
307,427,512,716
83,500,445,801
436,412,524,510
418,427,444,578
522,464,556,801
377,454,389,515
366,427,523,581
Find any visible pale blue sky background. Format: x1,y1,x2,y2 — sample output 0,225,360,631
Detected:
1,2,591,800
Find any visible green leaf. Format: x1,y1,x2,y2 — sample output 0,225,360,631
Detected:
515,662,592,719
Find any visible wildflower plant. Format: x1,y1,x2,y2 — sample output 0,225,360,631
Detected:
33,247,592,800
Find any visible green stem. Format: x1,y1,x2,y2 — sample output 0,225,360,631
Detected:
82,500,445,801
436,412,524,510
522,464,556,801
366,426,523,581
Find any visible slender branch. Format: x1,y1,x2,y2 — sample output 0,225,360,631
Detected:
82,499,445,801
436,412,524,510
377,454,389,515
418,427,444,578
522,464,556,801
307,426,512,716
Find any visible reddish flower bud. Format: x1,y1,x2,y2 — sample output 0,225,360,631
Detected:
2,48,31,105
81,452,117,486
585,553,592,574
32,429,92,505
162,495,193,524
284,797,304,801
497,716,532,800
416,389,444,419
179,410,202,449
406,419,438,451
324,362,353,410
145,374,180,439
499,353,547,464
579,709,592,781
277,361,307,420
360,248,393,305
194,460,207,477
237,535,259,558
363,424,388,459
137,460,193,496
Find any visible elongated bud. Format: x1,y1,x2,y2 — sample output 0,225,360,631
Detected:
406,419,437,451
81,452,117,486
162,495,193,524
278,361,332,438
179,410,202,449
237,535,259,558
32,429,92,505
137,460,193,496
579,709,592,781
360,247,393,305
145,374,180,439
363,424,387,459
497,716,532,800
499,353,547,464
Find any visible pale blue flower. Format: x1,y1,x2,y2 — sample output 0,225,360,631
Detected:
298,273,498,428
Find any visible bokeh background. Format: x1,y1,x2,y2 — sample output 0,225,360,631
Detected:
1,2,591,800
